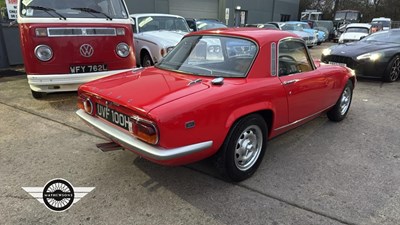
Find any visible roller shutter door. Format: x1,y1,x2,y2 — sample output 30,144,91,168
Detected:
169,0,218,19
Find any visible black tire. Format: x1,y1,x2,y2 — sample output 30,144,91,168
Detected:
215,114,267,182
383,55,400,82
317,42,322,45
31,90,46,99
141,52,153,67
327,80,353,122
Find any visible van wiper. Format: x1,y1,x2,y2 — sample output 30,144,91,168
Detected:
29,6,66,20
71,8,112,20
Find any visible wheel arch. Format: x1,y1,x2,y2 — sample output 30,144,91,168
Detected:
140,47,153,64
225,105,275,140
348,76,356,89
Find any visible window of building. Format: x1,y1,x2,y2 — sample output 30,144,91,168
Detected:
280,14,291,22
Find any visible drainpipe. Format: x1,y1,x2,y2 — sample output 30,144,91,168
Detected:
271,0,276,21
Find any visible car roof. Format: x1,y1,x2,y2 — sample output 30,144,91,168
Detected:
346,23,371,28
286,21,308,24
186,28,300,45
372,17,391,21
130,13,184,19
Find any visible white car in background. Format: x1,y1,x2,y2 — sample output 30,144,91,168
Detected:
339,23,371,44
130,13,190,67
372,17,391,30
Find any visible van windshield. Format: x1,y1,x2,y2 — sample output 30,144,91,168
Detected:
20,0,128,19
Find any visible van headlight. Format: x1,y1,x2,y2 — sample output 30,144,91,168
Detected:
34,45,53,62
116,42,130,58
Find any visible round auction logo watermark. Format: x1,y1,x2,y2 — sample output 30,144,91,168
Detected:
42,179,75,212
22,178,95,212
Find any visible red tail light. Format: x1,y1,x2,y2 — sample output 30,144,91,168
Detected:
129,116,159,145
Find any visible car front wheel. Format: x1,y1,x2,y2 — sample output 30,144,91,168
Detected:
383,55,400,82
141,52,153,67
327,80,353,122
215,114,267,182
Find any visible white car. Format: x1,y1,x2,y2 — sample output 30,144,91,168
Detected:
339,23,371,44
130,13,190,67
372,17,391,30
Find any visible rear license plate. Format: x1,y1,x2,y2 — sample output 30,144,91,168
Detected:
328,61,347,67
96,103,130,131
70,64,107,74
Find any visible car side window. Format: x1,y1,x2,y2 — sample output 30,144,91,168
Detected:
278,40,313,76
187,20,196,31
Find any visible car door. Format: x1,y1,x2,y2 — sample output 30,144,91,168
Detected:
277,39,330,123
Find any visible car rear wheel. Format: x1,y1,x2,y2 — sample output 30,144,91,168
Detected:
31,90,46,99
215,114,267,182
383,55,400,82
141,52,153,67
327,80,353,122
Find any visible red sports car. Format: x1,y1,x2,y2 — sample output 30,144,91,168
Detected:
77,28,355,181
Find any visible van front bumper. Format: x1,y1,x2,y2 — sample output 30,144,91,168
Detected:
28,69,132,93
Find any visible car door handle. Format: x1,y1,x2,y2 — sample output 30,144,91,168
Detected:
282,79,299,85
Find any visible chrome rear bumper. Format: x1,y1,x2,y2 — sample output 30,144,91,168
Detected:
76,109,213,160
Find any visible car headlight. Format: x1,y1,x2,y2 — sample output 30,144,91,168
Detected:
322,48,332,56
34,45,53,62
161,47,175,57
356,52,383,61
167,47,174,53
116,42,130,58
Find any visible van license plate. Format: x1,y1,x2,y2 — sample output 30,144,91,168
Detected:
70,64,108,73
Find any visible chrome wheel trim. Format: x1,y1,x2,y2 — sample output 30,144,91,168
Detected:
339,86,351,115
234,125,263,171
389,57,400,81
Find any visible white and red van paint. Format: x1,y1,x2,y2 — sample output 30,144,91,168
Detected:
17,0,136,98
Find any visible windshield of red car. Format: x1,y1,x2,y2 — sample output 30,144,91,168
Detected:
156,35,258,78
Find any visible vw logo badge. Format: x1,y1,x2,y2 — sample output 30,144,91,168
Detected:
80,44,94,58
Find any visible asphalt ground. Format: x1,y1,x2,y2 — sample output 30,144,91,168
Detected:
1,43,400,225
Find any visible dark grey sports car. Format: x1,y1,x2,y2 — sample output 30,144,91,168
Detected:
321,29,400,82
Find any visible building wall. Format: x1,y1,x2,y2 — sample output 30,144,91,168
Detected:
125,0,300,25
273,0,300,22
